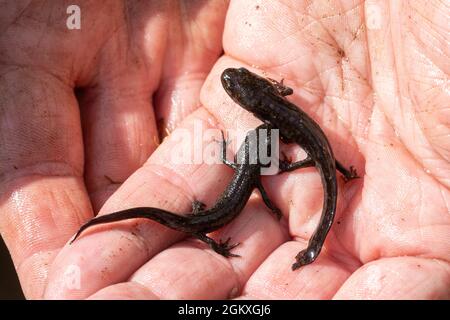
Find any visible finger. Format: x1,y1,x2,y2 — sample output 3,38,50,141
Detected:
334,257,450,299
81,1,228,212
340,108,450,267
44,111,232,299
153,0,228,135
78,0,168,212
0,69,91,299
79,72,159,212
88,282,158,300
240,241,355,299
85,198,288,299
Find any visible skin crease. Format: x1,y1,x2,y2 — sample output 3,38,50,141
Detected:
0,0,448,300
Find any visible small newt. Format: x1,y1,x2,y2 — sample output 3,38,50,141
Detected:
71,124,281,257
221,67,358,269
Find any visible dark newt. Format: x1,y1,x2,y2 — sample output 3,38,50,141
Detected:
71,124,281,257
221,67,358,270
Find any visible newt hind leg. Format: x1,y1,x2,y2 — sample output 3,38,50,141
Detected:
194,233,240,258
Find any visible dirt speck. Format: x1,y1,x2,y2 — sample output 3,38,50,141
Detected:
101,267,109,278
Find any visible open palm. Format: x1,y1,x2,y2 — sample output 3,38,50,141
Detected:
0,1,448,299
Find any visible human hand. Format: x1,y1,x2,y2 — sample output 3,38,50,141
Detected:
2,0,449,300
0,0,227,299
204,0,449,299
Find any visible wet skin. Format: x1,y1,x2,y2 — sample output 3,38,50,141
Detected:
221,67,358,269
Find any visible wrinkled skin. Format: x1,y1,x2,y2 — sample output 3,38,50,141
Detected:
0,0,449,299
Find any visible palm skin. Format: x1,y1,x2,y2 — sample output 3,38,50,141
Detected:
0,0,448,299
